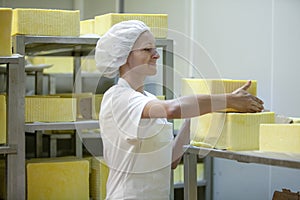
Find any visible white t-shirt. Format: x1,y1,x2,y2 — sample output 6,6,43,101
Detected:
100,78,173,200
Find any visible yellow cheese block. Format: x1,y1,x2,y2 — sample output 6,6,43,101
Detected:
30,56,73,73
291,117,300,123
197,163,204,181
173,163,203,184
156,95,165,100
27,159,89,200
12,8,80,36
181,78,257,112
0,95,6,144
90,157,109,200
25,96,76,122
182,78,257,95
55,93,95,120
173,163,183,184
260,124,300,153
93,94,103,120
31,56,99,73
80,19,95,35
94,13,168,38
0,8,12,56
191,112,275,150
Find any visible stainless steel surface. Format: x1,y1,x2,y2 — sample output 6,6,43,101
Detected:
204,156,212,200
1,55,26,200
116,0,125,13
25,120,100,133
158,39,174,100
183,152,198,200
184,145,300,169
183,145,300,200
174,180,207,189
0,145,17,154
13,35,99,56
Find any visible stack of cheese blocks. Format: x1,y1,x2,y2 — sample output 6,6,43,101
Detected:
90,157,109,200
25,96,76,122
0,8,13,56
80,13,168,38
26,157,89,200
182,78,275,151
0,95,6,144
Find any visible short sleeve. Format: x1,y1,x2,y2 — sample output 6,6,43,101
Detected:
109,87,153,140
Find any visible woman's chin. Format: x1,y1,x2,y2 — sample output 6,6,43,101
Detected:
148,65,157,75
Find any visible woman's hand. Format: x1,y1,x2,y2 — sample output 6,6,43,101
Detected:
229,80,264,113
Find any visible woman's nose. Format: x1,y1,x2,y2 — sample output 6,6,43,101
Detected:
152,50,160,59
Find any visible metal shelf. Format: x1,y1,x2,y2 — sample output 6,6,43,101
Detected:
184,145,300,169
0,145,17,155
25,120,100,133
13,35,99,56
183,145,300,200
174,180,207,189
12,35,174,57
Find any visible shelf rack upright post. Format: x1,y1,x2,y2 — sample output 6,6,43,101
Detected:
0,55,25,199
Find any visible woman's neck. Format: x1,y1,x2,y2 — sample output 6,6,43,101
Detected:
121,74,145,94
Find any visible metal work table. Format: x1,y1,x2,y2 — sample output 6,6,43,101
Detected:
182,145,300,200
0,55,25,199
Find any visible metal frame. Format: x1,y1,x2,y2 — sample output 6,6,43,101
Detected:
13,35,101,158
0,55,25,200
11,35,174,198
183,145,300,200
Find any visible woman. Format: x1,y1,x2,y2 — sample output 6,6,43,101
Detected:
95,20,264,200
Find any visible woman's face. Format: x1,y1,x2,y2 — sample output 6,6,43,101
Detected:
126,31,160,76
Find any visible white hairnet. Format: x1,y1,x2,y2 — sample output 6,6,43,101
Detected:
95,20,150,78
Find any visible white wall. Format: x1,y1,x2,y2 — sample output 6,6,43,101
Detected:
192,0,300,117
79,0,116,20
191,0,300,199
126,0,300,199
193,0,273,109
272,0,300,117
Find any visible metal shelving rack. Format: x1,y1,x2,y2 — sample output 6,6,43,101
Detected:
13,35,174,157
11,35,175,198
0,55,25,199
183,145,300,200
